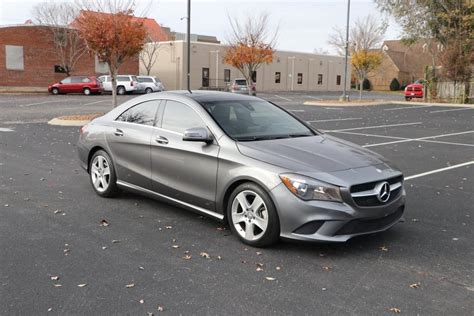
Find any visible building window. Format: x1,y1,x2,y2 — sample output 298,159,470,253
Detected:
336,75,341,85
54,65,67,73
224,69,231,82
5,45,24,70
297,73,303,84
317,74,323,85
275,72,281,83
251,71,257,83
95,55,109,74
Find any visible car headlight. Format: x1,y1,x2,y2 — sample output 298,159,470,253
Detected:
280,173,342,202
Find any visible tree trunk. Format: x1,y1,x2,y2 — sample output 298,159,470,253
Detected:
110,67,118,107
359,78,363,100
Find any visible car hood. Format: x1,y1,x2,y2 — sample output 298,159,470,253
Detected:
237,134,388,173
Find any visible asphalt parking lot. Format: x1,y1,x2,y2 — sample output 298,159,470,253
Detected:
0,92,473,315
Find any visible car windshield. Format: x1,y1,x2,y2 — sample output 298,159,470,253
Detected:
200,100,315,141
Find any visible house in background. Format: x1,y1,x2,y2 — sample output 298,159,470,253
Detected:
368,40,442,90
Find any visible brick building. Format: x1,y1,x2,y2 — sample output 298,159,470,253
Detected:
0,24,139,89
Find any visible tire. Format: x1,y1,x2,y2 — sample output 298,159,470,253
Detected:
83,88,91,96
117,86,126,95
52,88,59,95
145,87,153,94
405,96,411,101
227,182,280,247
89,150,119,198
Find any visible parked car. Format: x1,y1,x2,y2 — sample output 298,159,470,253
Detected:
404,83,424,100
98,75,141,95
137,76,165,94
227,78,256,96
77,91,405,247
48,76,103,95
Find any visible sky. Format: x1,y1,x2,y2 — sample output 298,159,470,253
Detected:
0,0,402,54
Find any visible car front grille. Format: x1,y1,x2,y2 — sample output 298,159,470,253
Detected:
335,206,404,236
350,176,403,207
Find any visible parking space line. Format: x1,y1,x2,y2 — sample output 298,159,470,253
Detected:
328,122,422,132
288,109,305,112
363,130,474,148
0,128,14,132
384,105,433,111
19,99,79,107
83,100,109,106
405,161,474,181
274,95,292,101
305,95,322,100
308,118,362,123
430,107,474,114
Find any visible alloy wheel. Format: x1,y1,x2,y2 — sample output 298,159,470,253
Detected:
231,190,269,241
90,155,111,193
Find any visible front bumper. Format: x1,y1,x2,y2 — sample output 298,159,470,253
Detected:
271,183,406,242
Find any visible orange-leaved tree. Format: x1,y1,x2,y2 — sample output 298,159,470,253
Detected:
224,13,277,95
74,0,147,107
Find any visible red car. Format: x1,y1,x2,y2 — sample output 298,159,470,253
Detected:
404,83,424,101
48,76,103,95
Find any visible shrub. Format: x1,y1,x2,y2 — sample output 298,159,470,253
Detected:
390,78,401,91
363,78,371,90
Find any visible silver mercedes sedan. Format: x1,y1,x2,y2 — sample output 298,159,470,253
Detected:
77,91,405,247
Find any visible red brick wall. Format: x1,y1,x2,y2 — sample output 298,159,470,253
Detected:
0,25,138,88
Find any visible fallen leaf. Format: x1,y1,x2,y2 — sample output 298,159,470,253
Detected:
256,263,264,268
322,266,332,271
139,299,145,304
53,284,62,288
379,246,388,252
256,252,262,256
409,283,421,289
216,256,223,260
112,240,121,243
216,227,226,231
200,252,210,259
389,307,401,313
139,266,145,270
265,277,276,281
48,308,52,312
172,245,180,249
165,226,172,229
77,283,87,287
50,276,59,281
102,246,107,250
183,255,192,260
54,209,63,214
256,267,264,272
157,306,164,312
241,260,247,264
100,219,110,227
125,283,135,288
63,248,70,255
321,287,327,291
276,266,281,270
184,250,190,254
147,313,154,316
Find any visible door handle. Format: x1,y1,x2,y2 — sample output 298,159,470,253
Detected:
155,136,169,144
114,129,124,136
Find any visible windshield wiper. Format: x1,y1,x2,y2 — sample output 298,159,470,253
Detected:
288,133,313,138
236,135,289,141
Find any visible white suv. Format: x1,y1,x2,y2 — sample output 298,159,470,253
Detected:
98,75,141,95
137,76,165,93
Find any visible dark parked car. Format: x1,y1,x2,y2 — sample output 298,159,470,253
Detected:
77,91,405,247
48,76,103,95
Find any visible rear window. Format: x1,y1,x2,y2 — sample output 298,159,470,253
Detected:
235,80,247,86
139,77,153,83
414,87,422,91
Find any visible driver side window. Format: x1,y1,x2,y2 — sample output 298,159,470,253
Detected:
161,100,205,134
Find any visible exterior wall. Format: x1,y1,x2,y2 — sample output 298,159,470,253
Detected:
368,55,400,90
144,41,350,92
0,25,139,88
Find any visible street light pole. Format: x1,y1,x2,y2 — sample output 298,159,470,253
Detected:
341,0,350,101
186,0,191,93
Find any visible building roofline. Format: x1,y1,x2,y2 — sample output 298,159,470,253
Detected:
0,23,74,30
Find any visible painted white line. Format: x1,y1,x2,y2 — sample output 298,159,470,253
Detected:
308,118,362,123
430,107,474,114
0,128,14,132
288,109,305,112
274,95,292,101
18,99,79,107
305,95,322,100
405,161,474,181
384,105,433,111
363,130,474,148
333,131,407,140
328,122,423,132
324,107,344,110
83,100,109,106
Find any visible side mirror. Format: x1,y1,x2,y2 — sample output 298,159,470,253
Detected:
183,127,213,144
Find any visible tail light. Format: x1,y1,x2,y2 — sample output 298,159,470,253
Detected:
80,124,88,135
130,81,134,86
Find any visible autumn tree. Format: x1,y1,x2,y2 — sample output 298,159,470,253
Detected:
75,0,147,107
224,13,277,95
33,1,88,76
328,15,386,99
375,0,474,103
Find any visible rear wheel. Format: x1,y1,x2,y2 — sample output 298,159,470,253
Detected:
117,86,126,95
227,182,280,247
52,88,59,95
145,87,153,94
83,88,91,95
405,96,411,101
89,150,119,197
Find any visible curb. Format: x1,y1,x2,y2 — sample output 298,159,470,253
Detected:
48,118,91,126
304,100,474,108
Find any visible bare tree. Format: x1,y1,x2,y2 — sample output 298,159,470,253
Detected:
139,38,162,76
328,15,388,55
33,1,88,76
224,12,279,94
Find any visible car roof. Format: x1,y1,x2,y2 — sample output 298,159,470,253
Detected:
165,90,259,103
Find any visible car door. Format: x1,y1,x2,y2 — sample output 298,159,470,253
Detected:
59,77,73,93
70,76,84,93
151,100,219,211
99,76,111,91
105,100,161,190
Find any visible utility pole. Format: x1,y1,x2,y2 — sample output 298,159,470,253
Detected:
340,0,350,102
186,0,191,93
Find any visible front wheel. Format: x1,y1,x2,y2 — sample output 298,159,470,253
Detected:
145,87,153,94
83,88,91,95
117,86,126,95
51,88,59,95
89,150,119,197
227,183,280,247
